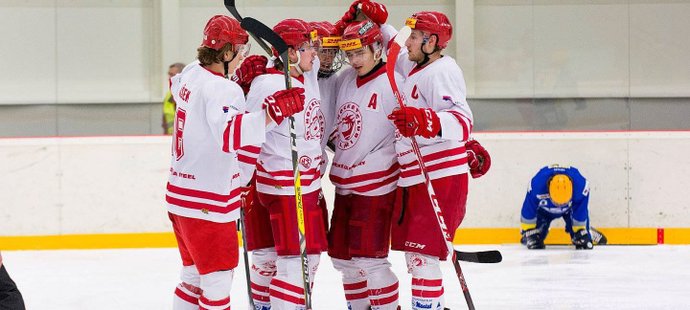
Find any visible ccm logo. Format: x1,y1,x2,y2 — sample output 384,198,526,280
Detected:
405,241,426,249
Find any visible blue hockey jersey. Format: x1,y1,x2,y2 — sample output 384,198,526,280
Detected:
520,165,590,230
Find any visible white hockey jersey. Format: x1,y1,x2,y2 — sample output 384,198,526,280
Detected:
166,61,268,223
244,67,324,196
329,64,401,196
395,56,474,187
317,70,344,176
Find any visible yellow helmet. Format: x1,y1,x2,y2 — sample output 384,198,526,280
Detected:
548,174,573,206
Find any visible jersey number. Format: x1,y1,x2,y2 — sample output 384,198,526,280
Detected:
174,108,187,161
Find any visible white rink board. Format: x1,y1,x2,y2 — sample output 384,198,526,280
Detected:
1,132,690,237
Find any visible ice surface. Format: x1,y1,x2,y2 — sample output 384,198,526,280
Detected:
2,245,689,309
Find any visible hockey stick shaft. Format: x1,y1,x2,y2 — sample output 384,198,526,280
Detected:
385,27,475,310
238,206,255,309
222,4,312,308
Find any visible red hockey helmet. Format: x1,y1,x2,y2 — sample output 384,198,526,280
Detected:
405,11,452,48
309,21,341,49
201,15,249,50
339,20,383,52
273,18,319,48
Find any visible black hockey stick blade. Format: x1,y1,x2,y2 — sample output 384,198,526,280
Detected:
455,250,502,264
224,0,241,21
240,17,288,56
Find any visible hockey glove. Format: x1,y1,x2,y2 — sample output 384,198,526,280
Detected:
360,0,388,24
465,139,492,178
233,55,268,95
240,184,256,213
264,87,306,125
388,106,441,139
522,228,545,249
572,229,594,250
339,0,363,24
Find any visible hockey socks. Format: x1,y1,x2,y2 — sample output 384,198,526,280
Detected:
249,248,277,309
268,254,320,310
173,265,202,310
333,257,400,310
406,253,445,310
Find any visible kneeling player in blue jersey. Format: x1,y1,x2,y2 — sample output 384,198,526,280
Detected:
520,165,607,250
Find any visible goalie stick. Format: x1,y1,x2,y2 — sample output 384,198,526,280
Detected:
385,26,482,310
223,1,313,309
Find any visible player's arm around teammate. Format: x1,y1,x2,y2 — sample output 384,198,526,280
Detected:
165,15,304,310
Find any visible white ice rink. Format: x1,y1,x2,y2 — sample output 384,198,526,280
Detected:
3,245,689,309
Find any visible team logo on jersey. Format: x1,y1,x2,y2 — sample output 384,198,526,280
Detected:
336,102,362,150
304,98,325,141
299,155,312,169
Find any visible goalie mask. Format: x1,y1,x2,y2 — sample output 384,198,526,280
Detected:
310,21,344,78
548,174,573,207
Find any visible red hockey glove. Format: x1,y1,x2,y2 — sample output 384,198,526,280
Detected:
264,87,305,125
240,184,256,213
339,0,363,24
388,106,441,138
233,55,268,95
465,139,491,178
360,0,388,24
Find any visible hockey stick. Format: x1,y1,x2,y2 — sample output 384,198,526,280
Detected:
385,26,476,310
455,250,502,264
238,203,255,309
223,2,312,308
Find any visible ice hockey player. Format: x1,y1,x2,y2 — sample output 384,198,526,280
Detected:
386,11,474,310
240,19,327,310
520,164,607,250
327,20,402,310
309,20,344,175
165,15,305,310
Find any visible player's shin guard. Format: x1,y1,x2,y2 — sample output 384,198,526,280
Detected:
405,253,445,310
199,270,233,310
173,265,202,310
269,254,320,310
332,258,369,310
250,248,278,309
357,258,399,310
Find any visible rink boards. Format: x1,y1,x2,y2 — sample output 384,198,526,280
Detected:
1,132,690,249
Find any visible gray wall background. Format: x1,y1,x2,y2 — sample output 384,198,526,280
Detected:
1,0,689,137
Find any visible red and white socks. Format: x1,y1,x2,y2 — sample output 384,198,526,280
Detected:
406,252,445,310
268,254,320,310
173,265,234,310
333,257,400,310
173,265,202,309
198,270,233,310
249,248,277,309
